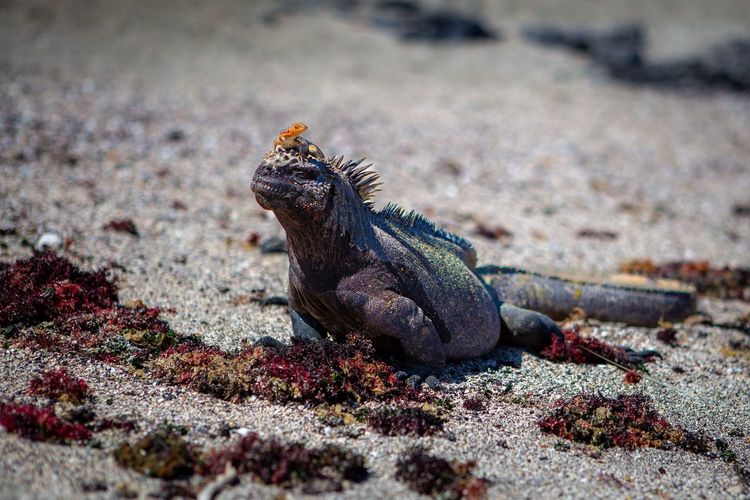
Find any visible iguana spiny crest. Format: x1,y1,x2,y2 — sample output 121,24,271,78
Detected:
254,123,473,253
258,122,381,208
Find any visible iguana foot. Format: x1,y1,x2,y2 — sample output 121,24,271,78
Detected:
499,303,562,350
622,347,662,364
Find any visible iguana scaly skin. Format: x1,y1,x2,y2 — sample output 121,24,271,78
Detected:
250,125,695,367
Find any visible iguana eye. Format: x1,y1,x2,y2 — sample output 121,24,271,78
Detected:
292,168,318,182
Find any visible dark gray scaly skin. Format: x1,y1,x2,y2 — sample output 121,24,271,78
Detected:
251,131,695,367
477,266,696,327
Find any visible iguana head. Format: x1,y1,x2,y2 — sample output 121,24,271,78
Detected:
251,123,380,221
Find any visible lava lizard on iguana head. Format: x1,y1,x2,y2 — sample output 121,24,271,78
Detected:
250,123,695,367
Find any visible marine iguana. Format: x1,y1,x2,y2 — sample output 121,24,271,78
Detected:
250,123,695,367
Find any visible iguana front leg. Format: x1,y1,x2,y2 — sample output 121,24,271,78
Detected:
337,287,446,367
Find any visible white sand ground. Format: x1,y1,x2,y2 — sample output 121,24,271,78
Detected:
1,0,749,498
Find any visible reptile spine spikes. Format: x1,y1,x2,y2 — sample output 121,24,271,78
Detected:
379,202,474,250
328,155,381,206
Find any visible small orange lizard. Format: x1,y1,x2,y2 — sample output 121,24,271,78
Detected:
273,122,325,160
274,122,308,148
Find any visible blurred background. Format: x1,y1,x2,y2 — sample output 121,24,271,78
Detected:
1,0,749,341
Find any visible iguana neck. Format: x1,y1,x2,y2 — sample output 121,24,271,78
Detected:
274,202,375,280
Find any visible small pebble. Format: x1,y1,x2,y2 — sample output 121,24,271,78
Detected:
35,232,62,251
166,128,185,142
259,235,288,254
339,426,364,439
405,374,422,389
254,336,285,349
232,427,252,437
424,375,442,390
259,295,289,307
394,371,408,381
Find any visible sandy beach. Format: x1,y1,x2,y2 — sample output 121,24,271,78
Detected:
1,0,750,498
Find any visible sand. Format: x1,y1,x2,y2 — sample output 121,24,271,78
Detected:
1,0,749,498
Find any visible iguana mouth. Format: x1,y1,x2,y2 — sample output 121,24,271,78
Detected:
251,177,289,209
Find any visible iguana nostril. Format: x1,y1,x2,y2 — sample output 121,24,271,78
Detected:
259,163,273,175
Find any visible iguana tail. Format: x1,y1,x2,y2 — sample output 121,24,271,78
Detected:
476,265,696,327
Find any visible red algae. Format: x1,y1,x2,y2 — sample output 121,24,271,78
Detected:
14,305,173,367
366,407,444,437
114,429,197,479
2,366,135,445
151,334,422,405
623,370,642,385
620,259,750,301
245,232,260,246
0,253,177,365
538,394,710,453
1,254,422,406
91,418,137,433
0,402,92,443
103,219,139,237
197,432,368,493
474,222,513,241
114,429,368,492
28,368,91,404
0,252,117,327
395,449,489,500
540,326,654,368
462,396,487,412
656,327,678,346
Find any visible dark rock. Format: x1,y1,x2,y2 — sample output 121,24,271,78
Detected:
259,235,288,254
166,129,185,142
524,23,644,69
524,23,750,92
259,295,290,307
81,480,108,492
339,426,365,439
391,10,497,43
715,438,737,463
424,375,441,390
254,336,286,350
267,0,498,44
405,374,422,389
576,228,619,240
